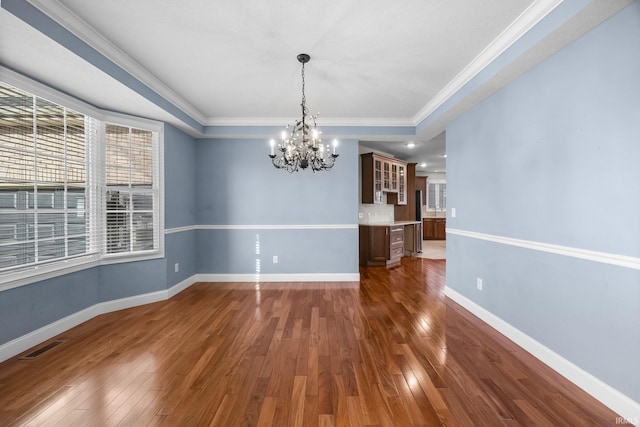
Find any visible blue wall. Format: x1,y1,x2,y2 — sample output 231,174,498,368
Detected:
195,138,358,225
195,137,359,275
446,1,640,402
0,268,99,344
164,124,198,286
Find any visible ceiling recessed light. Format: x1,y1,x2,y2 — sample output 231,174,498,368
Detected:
443,154,447,158
419,162,427,168
406,142,416,148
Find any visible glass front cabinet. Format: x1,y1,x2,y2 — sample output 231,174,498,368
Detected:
361,153,407,206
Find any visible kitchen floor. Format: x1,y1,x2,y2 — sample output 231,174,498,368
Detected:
418,240,446,259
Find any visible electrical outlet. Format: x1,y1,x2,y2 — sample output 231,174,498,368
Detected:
273,255,279,264
476,278,483,290
175,263,180,273
451,207,456,218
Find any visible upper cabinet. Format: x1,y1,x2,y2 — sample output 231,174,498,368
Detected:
361,153,383,204
397,163,407,205
382,159,392,192
361,153,408,205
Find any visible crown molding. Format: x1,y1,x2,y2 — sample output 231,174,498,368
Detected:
203,116,416,127
26,0,206,125
413,0,564,125
23,0,563,135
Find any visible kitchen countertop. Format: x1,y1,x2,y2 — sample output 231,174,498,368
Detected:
359,221,421,226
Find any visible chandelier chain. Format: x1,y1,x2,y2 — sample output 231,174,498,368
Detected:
301,61,306,122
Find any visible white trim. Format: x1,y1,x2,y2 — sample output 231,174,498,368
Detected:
447,228,640,271
0,274,199,363
203,117,415,127
164,225,198,234
413,0,564,125
198,224,358,230
165,224,357,234
445,287,640,424
197,273,360,283
0,256,99,292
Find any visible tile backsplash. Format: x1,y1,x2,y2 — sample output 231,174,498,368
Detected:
359,204,394,224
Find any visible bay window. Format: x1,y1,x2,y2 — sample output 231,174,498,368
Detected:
0,80,161,286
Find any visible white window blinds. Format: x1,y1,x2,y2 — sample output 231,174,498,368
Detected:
1,79,161,282
103,124,159,255
0,82,92,272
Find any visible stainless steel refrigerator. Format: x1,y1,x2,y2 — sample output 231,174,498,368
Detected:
415,190,423,253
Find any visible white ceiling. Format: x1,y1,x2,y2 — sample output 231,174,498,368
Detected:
0,0,631,173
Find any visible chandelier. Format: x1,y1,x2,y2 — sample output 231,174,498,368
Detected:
269,53,338,172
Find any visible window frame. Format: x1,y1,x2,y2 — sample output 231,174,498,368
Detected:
0,68,164,292
427,180,446,212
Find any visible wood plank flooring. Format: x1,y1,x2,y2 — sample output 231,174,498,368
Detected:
0,257,622,426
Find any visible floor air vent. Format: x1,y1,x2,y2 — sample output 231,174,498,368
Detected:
20,340,65,360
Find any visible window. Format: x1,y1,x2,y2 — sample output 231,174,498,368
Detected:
0,80,161,284
427,182,446,212
0,83,90,271
104,124,158,255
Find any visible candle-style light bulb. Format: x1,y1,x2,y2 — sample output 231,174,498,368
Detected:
269,139,275,156
332,139,338,155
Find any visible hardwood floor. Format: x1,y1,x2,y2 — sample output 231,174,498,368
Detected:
0,258,621,426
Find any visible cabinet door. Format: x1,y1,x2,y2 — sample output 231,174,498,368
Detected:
397,163,407,205
369,226,390,261
434,219,446,240
382,160,392,191
423,219,435,240
373,157,383,203
390,163,398,192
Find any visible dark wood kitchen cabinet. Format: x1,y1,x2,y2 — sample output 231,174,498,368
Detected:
361,153,408,205
423,218,446,240
359,225,404,266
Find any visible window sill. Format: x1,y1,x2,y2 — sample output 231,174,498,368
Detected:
0,249,164,292
0,255,100,292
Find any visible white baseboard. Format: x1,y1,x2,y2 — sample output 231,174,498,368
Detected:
0,274,199,363
445,286,640,424
196,273,361,283
0,273,360,364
